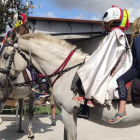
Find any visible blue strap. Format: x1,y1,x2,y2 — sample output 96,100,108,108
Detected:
7,31,12,37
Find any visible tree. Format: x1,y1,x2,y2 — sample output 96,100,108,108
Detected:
0,0,15,35
0,0,33,35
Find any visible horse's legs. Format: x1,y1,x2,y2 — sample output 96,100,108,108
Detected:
64,127,68,140
28,93,35,138
0,84,13,113
17,98,24,133
0,85,13,124
62,107,78,140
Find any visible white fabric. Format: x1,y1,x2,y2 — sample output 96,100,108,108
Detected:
77,28,132,105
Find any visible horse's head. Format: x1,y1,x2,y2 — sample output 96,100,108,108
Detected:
0,45,27,87
0,45,20,111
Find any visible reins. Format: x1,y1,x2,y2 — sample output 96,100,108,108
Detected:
12,62,84,87
17,47,82,87
49,49,76,86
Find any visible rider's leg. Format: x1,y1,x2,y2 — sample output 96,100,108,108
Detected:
73,75,95,107
51,104,56,120
51,104,56,126
49,92,56,126
108,67,138,123
74,96,95,107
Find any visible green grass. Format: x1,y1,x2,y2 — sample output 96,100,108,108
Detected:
2,106,61,115
26,106,61,115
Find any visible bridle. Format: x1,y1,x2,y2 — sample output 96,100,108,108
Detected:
0,43,17,82
0,42,30,83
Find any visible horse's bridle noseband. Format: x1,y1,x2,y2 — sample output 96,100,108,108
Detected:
0,43,17,82
0,43,29,82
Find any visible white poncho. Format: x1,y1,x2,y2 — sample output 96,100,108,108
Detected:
77,28,132,105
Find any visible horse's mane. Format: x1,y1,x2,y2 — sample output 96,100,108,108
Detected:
19,33,86,55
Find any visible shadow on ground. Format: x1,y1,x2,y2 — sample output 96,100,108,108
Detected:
0,114,63,140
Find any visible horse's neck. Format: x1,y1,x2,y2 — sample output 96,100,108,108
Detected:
19,39,86,76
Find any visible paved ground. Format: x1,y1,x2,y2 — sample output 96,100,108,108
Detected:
0,114,140,140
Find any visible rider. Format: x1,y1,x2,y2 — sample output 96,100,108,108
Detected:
1,12,28,47
108,17,140,124
6,12,49,95
74,6,132,122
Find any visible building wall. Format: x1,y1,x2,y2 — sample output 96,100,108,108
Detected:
71,36,102,54
0,18,132,54
34,20,103,34
28,19,105,40
28,18,132,55
28,18,132,36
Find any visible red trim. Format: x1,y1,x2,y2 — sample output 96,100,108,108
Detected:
124,9,129,30
50,50,75,76
112,5,118,8
37,73,45,78
119,8,123,20
51,50,75,86
37,50,75,87
111,27,124,32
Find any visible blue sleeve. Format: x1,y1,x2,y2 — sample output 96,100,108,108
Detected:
7,31,12,37
133,36,140,67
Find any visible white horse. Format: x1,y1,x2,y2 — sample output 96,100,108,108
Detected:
0,69,35,138
0,33,140,140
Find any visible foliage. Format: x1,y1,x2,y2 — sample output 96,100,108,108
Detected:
0,0,33,35
0,0,14,35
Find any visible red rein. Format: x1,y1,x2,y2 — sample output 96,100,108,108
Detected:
37,50,75,87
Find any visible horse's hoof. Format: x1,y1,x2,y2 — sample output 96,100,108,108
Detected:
28,135,35,138
17,129,24,133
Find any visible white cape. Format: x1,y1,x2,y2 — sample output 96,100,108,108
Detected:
77,29,132,105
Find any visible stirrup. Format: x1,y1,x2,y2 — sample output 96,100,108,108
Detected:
77,104,89,119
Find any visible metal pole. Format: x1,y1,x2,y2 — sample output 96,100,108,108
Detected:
26,0,28,16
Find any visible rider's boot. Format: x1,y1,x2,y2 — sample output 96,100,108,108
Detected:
77,100,90,119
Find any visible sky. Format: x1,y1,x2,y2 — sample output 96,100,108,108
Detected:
26,0,140,23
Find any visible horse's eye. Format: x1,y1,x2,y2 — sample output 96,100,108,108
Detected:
3,54,9,60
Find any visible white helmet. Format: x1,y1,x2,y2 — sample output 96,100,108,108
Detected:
103,5,129,30
103,6,122,22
